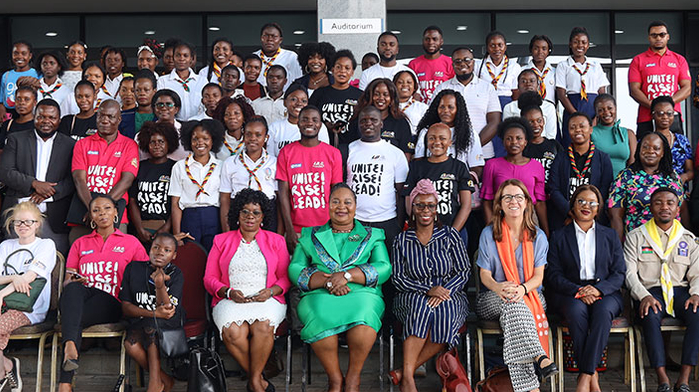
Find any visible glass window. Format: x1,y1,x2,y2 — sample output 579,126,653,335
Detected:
10,16,80,55
387,12,490,60
615,13,683,62
85,15,202,69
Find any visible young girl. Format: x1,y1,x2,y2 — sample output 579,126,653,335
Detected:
60,62,111,116
199,38,234,84
35,50,70,107
220,116,279,232
0,202,56,391
403,123,474,244
556,27,610,146
526,35,556,104
63,41,87,93
476,31,521,108
133,71,157,135
169,120,225,251
120,233,184,392
137,39,161,77
189,83,223,121
118,77,138,138
0,82,37,149
58,80,97,140
393,70,428,136
1,41,38,121
268,84,330,157
522,104,563,184
212,96,256,161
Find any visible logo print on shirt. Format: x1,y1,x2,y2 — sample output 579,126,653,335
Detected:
112,246,125,253
668,62,677,68
291,163,302,169
87,150,99,155
381,131,395,138
435,71,444,77
645,63,656,67
312,161,325,168
81,250,94,255
440,173,456,180
131,158,138,168
371,155,381,160
113,151,122,158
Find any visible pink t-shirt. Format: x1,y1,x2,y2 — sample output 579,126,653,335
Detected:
66,230,149,299
480,157,547,203
408,54,455,102
628,48,691,123
276,141,343,233
72,132,140,222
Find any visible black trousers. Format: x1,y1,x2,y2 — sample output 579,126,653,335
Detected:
59,282,122,383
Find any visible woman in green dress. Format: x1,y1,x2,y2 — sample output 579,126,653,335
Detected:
591,93,636,178
288,183,392,392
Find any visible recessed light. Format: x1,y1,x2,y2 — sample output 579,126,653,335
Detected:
456,26,468,31
144,30,155,35
293,30,305,35
615,30,624,34
589,42,597,47
45,32,58,37
516,29,529,34
506,42,512,46
208,26,220,31
391,30,401,34
294,43,302,47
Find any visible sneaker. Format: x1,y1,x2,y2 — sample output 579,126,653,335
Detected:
674,384,691,392
6,357,20,392
658,383,671,392
0,376,9,392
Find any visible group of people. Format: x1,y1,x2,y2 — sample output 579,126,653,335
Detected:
0,17,695,392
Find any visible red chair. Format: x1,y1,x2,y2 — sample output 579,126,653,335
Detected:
171,241,211,346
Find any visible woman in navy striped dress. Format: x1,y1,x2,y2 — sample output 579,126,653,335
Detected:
389,179,470,392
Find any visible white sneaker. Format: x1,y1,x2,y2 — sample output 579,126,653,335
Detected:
6,357,20,392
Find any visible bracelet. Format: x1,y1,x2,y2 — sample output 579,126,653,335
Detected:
520,283,528,295
225,288,231,299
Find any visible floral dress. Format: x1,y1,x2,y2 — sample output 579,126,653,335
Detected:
669,133,693,195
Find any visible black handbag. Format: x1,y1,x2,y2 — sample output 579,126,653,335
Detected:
0,249,47,313
187,346,227,392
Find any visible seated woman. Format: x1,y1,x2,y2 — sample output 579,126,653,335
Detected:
476,179,557,392
390,179,470,392
204,189,290,392
120,233,184,392
546,185,625,392
59,195,148,392
0,202,56,390
288,183,392,392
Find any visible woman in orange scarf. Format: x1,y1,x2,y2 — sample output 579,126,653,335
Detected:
475,179,558,392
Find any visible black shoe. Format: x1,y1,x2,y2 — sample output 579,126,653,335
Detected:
674,384,691,392
535,356,558,380
657,383,671,392
62,358,79,372
263,375,276,392
5,358,20,392
0,375,8,392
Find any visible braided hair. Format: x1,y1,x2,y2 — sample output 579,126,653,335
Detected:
415,89,473,157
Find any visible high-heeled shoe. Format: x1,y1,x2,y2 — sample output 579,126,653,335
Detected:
62,358,79,372
263,375,275,392
535,356,558,380
388,370,400,385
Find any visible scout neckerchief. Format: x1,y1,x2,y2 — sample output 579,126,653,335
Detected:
184,154,216,199
213,62,229,80
176,74,195,93
240,150,267,190
496,220,549,354
39,79,62,99
532,66,549,99
100,85,112,98
485,56,509,89
568,142,595,180
641,218,684,317
572,61,591,101
260,48,281,77
401,98,414,113
223,138,244,156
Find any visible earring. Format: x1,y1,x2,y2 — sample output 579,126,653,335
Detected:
113,215,118,224
305,65,311,74
90,221,96,229
434,215,438,222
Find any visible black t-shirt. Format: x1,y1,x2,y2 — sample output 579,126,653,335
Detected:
58,114,98,140
402,157,475,226
347,115,415,154
0,118,34,148
128,159,176,221
308,85,362,145
567,148,592,198
119,261,185,330
523,138,564,184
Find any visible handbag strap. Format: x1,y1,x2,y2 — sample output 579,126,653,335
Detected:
4,248,34,276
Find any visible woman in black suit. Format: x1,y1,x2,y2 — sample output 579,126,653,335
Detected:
546,184,626,392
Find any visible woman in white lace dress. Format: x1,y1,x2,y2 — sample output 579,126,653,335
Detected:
204,189,291,392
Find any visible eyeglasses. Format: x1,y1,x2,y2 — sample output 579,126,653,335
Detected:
240,209,263,217
649,32,668,39
501,194,525,203
11,219,37,227
652,110,675,118
452,58,475,65
155,102,175,109
575,199,600,208
412,203,437,211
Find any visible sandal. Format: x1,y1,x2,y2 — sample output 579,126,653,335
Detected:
388,370,401,385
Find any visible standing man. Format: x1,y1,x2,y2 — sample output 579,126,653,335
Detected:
358,32,414,91
625,187,699,392
0,99,75,254
253,23,302,91
629,21,691,139
408,26,454,102
252,65,287,125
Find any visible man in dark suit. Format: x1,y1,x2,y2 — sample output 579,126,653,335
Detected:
0,98,76,254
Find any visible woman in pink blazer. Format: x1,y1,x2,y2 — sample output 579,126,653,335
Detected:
204,189,290,392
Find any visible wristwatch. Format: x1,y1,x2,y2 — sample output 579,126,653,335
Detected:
343,271,352,283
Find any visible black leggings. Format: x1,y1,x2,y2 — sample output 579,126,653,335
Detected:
59,282,122,383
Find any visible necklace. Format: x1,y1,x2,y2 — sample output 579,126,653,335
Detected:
310,73,327,87
332,226,354,234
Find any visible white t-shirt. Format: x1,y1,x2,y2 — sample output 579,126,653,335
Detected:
358,63,414,91
168,152,222,209
525,59,557,104
475,56,521,97
188,112,212,121
220,150,278,200
0,238,56,324
38,77,71,108
502,99,559,140
400,99,429,136
157,68,208,121
414,126,485,170
432,76,501,159
103,74,123,99
346,139,409,222
60,88,113,117
253,48,303,91
267,118,330,157
555,56,610,94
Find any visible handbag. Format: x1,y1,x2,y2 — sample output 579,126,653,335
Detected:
0,249,47,313
187,346,227,392
436,347,472,392
475,366,514,392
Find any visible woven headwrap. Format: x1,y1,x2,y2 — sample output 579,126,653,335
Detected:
407,179,440,215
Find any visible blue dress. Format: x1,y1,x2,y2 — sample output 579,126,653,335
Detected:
670,133,692,195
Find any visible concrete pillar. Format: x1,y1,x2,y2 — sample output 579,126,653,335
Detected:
317,0,386,78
